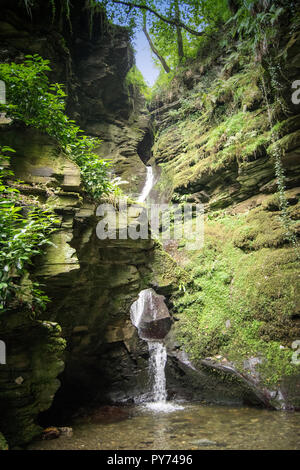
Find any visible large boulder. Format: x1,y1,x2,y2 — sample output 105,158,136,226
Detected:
130,288,172,340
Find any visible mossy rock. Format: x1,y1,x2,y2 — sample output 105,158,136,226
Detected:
0,432,8,450
0,127,81,190
150,245,187,294
168,201,300,403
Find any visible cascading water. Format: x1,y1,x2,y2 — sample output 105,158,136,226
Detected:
130,289,153,330
148,341,167,403
130,289,183,412
137,166,154,203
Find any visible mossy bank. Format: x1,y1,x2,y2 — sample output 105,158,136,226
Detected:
150,19,300,409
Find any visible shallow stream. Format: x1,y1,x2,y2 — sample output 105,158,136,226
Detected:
29,402,300,450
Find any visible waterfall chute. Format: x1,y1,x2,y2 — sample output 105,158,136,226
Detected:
130,289,183,412
137,166,154,203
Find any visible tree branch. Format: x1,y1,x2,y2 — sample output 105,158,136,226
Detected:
142,23,170,73
110,0,204,36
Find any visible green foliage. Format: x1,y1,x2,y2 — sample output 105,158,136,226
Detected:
125,65,151,100
259,58,299,248
101,0,231,72
20,0,231,76
148,0,230,69
0,147,58,313
0,432,8,451
174,211,300,385
228,0,297,58
0,55,113,199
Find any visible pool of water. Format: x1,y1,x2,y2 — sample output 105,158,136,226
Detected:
28,402,300,450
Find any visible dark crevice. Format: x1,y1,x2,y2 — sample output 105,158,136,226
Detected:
137,128,154,164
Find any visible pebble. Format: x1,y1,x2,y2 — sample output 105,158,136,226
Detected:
192,439,217,446
58,427,73,437
15,376,24,385
42,427,60,440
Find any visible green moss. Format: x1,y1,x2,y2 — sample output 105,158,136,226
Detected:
233,210,286,250
152,54,274,194
153,165,174,201
233,200,299,251
154,103,272,194
267,129,300,156
173,207,300,387
0,432,8,450
150,19,300,399
151,245,187,291
271,115,300,138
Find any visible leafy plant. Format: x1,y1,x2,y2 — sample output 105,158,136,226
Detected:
260,73,299,249
125,65,151,100
228,0,296,59
0,55,113,199
0,147,58,313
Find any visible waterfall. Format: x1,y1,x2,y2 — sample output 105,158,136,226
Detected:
130,289,153,330
130,289,184,412
148,341,167,403
137,166,154,203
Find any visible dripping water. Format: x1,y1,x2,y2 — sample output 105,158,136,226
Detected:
137,166,154,203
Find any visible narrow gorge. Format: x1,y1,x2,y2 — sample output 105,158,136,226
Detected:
0,0,299,452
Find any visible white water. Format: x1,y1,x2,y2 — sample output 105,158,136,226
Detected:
148,341,167,403
130,289,154,330
130,289,184,413
137,166,154,203
146,341,183,412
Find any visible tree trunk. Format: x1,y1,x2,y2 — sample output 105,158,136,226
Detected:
142,22,170,74
175,0,184,63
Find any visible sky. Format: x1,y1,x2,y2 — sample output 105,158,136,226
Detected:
133,30,160,87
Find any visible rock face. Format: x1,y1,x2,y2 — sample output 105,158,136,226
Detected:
0,0,300,450
0,0,155,446
0,313,65,446
0,432,8,450
0,0,151,196
149,26,300,410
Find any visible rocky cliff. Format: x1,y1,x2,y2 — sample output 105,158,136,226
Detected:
150,25,300,410
0,0,155,447
0,0,300,450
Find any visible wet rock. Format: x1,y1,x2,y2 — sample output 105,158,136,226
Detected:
87,406,130,424
0,314,65,447
14,376,24,385
192,438,218,447
42,427,60,440
131,289,172,340
58,427,73,438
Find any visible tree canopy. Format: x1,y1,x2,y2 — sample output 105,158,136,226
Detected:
100,0,231,71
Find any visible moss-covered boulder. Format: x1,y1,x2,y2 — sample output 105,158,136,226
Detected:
0,312,65,447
